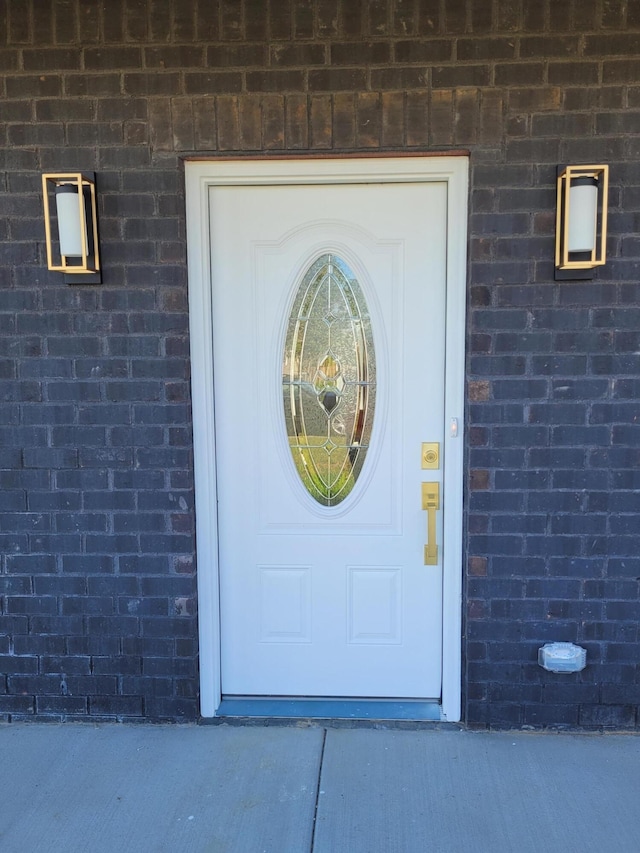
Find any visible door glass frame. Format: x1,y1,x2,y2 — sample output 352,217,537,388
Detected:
185,155,468,722
283,251,376,509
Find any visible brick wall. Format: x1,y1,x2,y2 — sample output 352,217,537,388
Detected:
1,0,639,727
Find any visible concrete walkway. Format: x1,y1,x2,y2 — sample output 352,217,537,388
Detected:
1,723,639,853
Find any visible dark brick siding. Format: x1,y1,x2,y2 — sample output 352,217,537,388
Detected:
1,0,639,727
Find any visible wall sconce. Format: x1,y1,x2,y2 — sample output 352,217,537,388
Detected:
42,172,101,284
555,165,608,281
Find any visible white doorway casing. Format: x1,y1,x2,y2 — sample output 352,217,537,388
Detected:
185,156,468,722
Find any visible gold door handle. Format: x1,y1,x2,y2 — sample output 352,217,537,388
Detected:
422,482,440,565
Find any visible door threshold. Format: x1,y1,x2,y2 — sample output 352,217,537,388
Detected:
216,697,442,721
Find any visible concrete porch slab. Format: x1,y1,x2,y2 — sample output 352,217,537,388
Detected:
2,723,640,853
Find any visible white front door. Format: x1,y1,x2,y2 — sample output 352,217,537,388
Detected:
186,156,467,718
211,180,446,699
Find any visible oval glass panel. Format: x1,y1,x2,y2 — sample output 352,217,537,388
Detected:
283,254,376,507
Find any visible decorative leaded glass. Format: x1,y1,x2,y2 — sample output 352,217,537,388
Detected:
283,254,376,506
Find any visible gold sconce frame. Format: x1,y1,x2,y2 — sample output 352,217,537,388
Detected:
555,164,608,281
42,172,101,284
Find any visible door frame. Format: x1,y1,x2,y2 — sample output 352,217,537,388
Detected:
185,155,468,722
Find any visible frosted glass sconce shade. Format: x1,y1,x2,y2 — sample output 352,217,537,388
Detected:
54,184,86,257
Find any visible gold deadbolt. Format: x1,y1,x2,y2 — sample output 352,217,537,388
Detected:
421,442,440,470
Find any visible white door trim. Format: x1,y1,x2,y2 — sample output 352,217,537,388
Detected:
185,156,468,722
